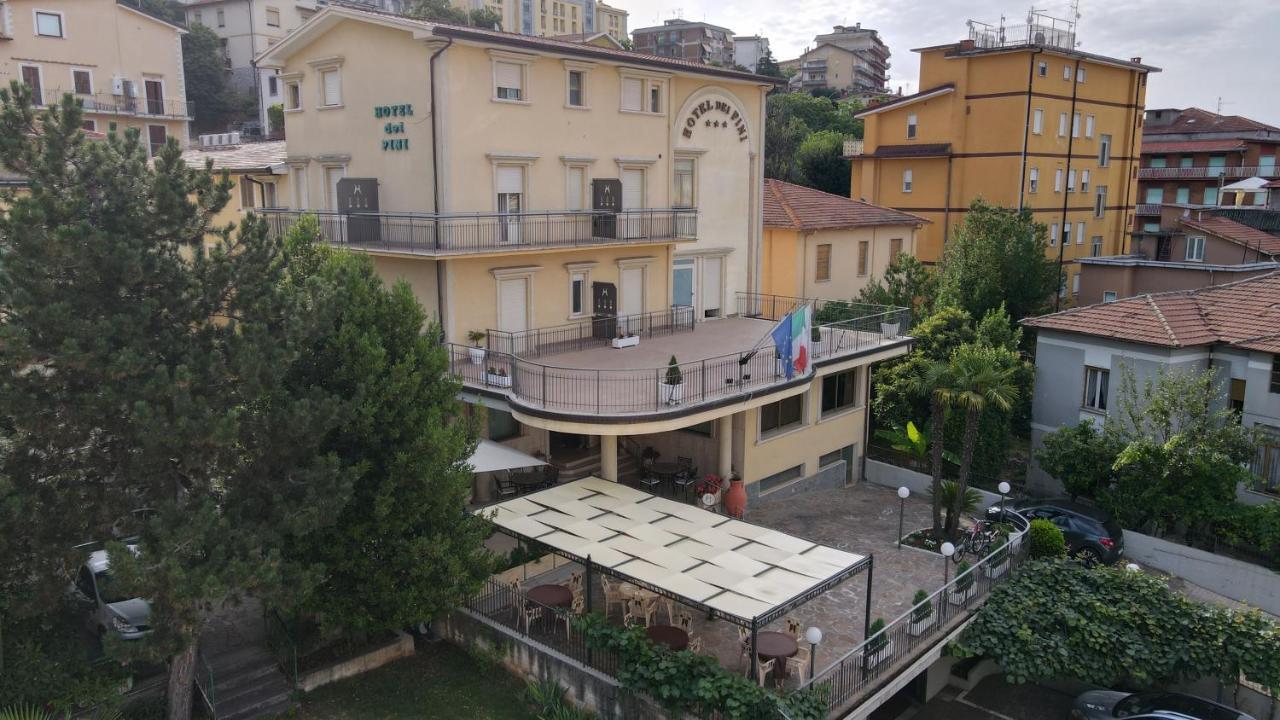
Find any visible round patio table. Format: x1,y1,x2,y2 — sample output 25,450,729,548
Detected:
527,584,573,623
649,462,681,495
755,631,799,679
645,625,689,651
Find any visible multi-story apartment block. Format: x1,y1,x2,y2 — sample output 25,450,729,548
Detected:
785,24,888,94
0,0,191,151
849,15,1158,303
454,0,625,39
631,19,735,67
254,3,912,501
1133,108,1280,247
595,2,626,42
732,35,768,73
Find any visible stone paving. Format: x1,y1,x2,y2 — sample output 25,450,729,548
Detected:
521,482,944,690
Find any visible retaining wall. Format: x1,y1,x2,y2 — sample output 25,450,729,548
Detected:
864,459,1005,509
1123,530,1280,615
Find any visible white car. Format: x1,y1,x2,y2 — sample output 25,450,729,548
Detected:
71,547,152,640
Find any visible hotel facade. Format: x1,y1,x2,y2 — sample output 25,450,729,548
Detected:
255,5,911,501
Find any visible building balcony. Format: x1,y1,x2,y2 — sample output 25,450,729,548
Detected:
39,89,193,120
1137,166,1280,180
260,208,698,257
449,294,911,423
1135,204,1162,215
843,140,865,157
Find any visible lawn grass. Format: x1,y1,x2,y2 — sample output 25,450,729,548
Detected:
297,641,533,719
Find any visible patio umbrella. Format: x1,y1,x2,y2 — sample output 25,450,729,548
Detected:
467,439,547,474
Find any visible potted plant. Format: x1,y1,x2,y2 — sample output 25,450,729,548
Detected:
907,590,934,637
880,317,901,339
485,366,512,388
611,329,640,349
984,535,1010,578
466,330,487,365
864,618,893,668
810,325,822,344
948,560,977,605
694,473,725,507
661,355,684,405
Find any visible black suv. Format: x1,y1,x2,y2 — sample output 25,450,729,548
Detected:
988,498,1124,564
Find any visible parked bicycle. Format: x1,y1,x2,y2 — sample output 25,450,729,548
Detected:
951,519,1001,563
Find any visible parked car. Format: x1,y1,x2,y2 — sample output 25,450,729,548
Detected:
70,547,152,640
1071,690,1255,720
987,497,1123,564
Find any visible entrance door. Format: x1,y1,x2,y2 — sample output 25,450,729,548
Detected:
701,256,722,318
672,258,694,308
591,281,617,340
621,168,643,238
620,267,643,317
144,80,164,115
496,166,524,245
498,277,529,332
147,125,167,156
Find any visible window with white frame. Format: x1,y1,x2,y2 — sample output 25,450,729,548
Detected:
494,60,526,101
324,165,346,210
1085,114,1095,138
1054,168,1063,192
1077,67,1086,83
568,266,591,317
1099,133,1112,166
319,68,341,107
34,10,63,37
1067,169,1076,192
1037,61,1047,77
906,113,917,139
1095,185,1107,217
567,69,585,107
902,169,913,193
620,74,664,113
1072,272,1080,295
1083,366,1109,411
1185,235,1205,261
1080,169,1090,193
1091,235,1102,256
1063,65,1071,81
216,8,225,26
265,6,281,26
1032,108,1043,134
1050,222,1059,246
267,75,278,97
1029,167,1039,193
290,165,308,209
1076,222,1085,245
564,164,587,211
1058,112,1068,137
284,78,301,110
1103,290,1117,303
673,157,695,208
72,68,92,95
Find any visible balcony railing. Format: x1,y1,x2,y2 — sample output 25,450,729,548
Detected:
38,89,194,119
1137,166,1280,179
261,208,697,257
449,297,911,418
1135,203,1162,215
843,139,865,157
487,306,695,358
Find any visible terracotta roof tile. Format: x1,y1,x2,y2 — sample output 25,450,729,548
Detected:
179,141,288,173
1180,216,1280,258
1145,108,1280,136
1024,271,1280,350
762,179,927,231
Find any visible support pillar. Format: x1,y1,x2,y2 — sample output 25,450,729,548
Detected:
600,434,618,482
717,414,733,478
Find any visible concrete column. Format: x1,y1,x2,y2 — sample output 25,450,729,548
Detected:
718,414,733,478
600,434,618,482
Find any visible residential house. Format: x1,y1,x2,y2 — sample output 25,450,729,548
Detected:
848,14,1157,300
180,139,287,227
631,19,734,67
784,24,888,95
1,0,191,151
761,179,925,300
254,4,912,501
1023,272,1280,497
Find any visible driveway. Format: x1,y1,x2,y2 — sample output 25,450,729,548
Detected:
913,675,1075,720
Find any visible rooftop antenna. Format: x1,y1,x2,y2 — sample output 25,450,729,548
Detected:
1216,96,1231,114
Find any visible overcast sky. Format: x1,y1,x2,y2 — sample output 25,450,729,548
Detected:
626,0,1280,123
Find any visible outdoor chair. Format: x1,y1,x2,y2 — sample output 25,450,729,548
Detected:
673,468,698,502
677,612,692,632
662,597,679,625
555,596,585,642
520,605,541,634
495,474,519,499
637,472,662,494
677,455,693,469
756,658,776,688
786,617,801,638
688,634,703,654
602,578,627,617
786,645,810,680
541,464,560,488
737,626,752,669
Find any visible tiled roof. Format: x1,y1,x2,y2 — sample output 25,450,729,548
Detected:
853,83,954,118
1145,108,1280,136
762,179,926,231
1180,216,1280,257
1141,139,1248,154
1024,271,1280,350
179,141,288,173
863,143,952,158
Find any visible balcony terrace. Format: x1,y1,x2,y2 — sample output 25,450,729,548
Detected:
40,89,193,120
1138,166,1280,180
450,294,911,423
261,208,697,257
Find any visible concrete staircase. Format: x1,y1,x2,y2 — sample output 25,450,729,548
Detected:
200,645,295,720
556,451,640,484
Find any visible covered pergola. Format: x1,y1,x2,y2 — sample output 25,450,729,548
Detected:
477,477,874,675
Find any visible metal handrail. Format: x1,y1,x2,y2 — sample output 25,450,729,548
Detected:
264,609,299,690
195,649,217,719
486,306,695,358
1137,166,1279,179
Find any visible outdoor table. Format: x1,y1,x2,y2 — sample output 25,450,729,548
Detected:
649,462,681,495
756,631,799,679
509,471,549,494
645,624,689,651
527,584,573,623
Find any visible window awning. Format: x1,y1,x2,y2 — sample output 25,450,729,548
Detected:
477,477,869,627
468,439,547,474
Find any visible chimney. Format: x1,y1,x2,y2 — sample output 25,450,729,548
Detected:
959,39,976,51
1130,56,1142,64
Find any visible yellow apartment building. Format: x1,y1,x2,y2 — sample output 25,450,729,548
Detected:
849,25,1158,298
0,0,191,151
254,4,912,503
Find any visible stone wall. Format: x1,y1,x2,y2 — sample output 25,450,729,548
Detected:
864,459,1005,508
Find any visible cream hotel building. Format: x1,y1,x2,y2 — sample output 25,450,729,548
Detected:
256,4,911,501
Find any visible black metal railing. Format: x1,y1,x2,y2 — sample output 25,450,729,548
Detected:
37,88,194,118
448,301,911,417
486,306,695,358
261,208,697,256
461,577,619,678
800,515,1030,717
736,293,913,334
264,609,299,690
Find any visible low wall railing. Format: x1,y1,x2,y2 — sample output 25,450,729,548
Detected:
486,306,695,358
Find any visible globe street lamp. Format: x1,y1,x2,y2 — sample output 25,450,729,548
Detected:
997,481,1011,521
804,626,823,680
941,541,956,586
896,486,910,548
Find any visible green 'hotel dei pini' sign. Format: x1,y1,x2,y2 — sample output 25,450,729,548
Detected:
374,104,413,151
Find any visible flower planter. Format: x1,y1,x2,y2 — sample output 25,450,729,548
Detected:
947,585,977,606
661,381,684,405
611,336,640,349
468,346,486,365
983,559,1009,579
486,372,512,388
880,322,901,339
908,616,935,637
864,640,894,668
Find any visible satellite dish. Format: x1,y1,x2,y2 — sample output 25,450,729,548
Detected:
702,493,716,507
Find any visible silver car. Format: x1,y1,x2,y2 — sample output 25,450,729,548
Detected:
71,547,152,640
1072,691,1254,720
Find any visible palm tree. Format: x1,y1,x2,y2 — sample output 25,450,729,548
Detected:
907,360,954,538
933,345,1019,539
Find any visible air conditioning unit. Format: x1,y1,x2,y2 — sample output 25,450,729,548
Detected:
112,76,125,95
198,132,241,148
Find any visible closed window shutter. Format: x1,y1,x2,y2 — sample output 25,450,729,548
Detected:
322,70,341,106
495,62,522,97
621,78,642,111
815,244,831,281
889,238,902,257
496,166,523,195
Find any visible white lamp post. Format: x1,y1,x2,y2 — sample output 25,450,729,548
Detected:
997,481,1011,521
896,486,910,548
804,626,823,680
941,541,956,586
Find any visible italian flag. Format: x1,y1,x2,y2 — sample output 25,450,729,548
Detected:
770,305,813,380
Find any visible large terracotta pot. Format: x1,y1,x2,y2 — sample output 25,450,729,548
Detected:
724,478,747,519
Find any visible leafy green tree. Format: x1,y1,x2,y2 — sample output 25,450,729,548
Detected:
277,219,493,639
855,253,938,317
956,560,1280,691
0,86,350,720
764,115,809,184
755,48,785,79
938,200,1059,324
182,23,239,132
809,87,841,101
794,130,850,196
909,359,953,535
766,92,862,137
123,0,184,23
1035,421,1123,499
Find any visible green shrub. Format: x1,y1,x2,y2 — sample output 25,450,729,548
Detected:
1214,502,1280,558
954,560,975,591
525,678,594,719
267,103,285,134
911,590,933,622
1028,518,1066,559
0,606,129,713
664,355,683,385
865,618,888,652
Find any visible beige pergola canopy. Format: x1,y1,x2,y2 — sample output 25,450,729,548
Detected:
479,477,870,628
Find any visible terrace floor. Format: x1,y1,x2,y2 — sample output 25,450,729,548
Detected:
511,482,940,688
